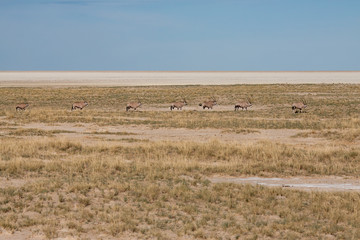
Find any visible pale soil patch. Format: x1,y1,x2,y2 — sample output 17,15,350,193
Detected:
0,229,45,240
0,230,188,240
18,122,89,133
210,176,360,192
0,177,38,188
12,122,325,145
0,230,132,240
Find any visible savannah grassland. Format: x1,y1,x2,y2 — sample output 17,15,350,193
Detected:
1,84,360,239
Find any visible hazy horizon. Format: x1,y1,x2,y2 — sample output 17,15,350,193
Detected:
1,71,359,87
1,70,360,72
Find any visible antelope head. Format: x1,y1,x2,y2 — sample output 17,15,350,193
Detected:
302,99,307,108
247,97,252,106
212,96,217,105
182,97,188,105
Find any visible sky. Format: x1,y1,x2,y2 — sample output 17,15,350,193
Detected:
0,0,359,71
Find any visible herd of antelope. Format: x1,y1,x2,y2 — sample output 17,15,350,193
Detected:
15,98,308,113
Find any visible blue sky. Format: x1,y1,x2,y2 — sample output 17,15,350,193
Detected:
0,0,359,71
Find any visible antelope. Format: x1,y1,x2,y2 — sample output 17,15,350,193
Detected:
126,99,142,111
170,98,187,111
71,101,88,111
199,96,217,109
235,98,252,111
15,103,29,111
292,99,307,113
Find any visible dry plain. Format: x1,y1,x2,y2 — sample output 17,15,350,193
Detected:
1,71,360,86
1,72,360,239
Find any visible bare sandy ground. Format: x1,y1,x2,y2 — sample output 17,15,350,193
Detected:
210,176,360,192
0,230,45,240
0,71,359,87
4,122,322,146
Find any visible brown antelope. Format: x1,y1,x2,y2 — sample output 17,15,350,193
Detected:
16,103,29,111
126,100,142,111
292,99,307,113
235,98,252,111
170,98,187,111
199,96,217,109
71,101,88,111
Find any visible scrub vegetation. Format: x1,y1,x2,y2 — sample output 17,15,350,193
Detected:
0,84,360,239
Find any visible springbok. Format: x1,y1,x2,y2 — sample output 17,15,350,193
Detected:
199,97,217,109
71,101,88,111
16,103,29,111
235,98,252,111
126,99,142,111
170,98,187,111
292,99,307,113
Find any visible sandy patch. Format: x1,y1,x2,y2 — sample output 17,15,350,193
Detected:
0,230,45,240
0,177,36,189
210,176,360,192
13,122,323,145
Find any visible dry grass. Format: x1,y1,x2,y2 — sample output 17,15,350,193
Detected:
4,108,360,132
294,129,360,142
1,84,360,131
1,84,360,239
6,128,74,137
87,130,137,135
1,138,360,239
1,138,360,177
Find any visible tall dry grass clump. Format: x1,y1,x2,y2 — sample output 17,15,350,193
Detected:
1,138,360,177
1,138,360,239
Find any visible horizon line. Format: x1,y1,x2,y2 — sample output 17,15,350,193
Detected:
1,70,360,73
